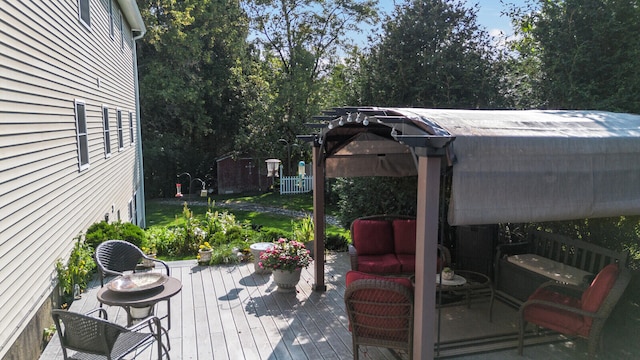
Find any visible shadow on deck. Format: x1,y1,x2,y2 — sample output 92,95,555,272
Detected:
41,252,593,359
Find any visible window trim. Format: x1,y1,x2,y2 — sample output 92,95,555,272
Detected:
102,105,111,158
109,0,114,39
74,99,90,171
120,12,125,50
78,0,91,29
117,108,124,151
129,111,135,145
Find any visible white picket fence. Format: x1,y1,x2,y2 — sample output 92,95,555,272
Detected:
280,175,313,194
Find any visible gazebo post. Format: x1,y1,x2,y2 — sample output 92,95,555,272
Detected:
414,155,441,360
312,144,326,291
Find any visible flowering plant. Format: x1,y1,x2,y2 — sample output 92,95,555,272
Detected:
199,241,213,252
259,238,312,272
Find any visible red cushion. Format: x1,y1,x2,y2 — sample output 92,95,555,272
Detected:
396,254,415,273
346,270,413,289
393,219,416,254
356,254,402,274
581,263,619,328
524,287,586,336
352,219,394,255
345,271,413,340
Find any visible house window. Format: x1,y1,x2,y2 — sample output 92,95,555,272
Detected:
117,109,124,150
120,12,124,50
109,0,114,38
102,106,111,157
78,0,90,28
129,111,134,145
74,100,90,171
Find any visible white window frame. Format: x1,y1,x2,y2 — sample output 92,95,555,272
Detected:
109,0,114,38
78,0,91,29
120,12,125,50
117,108,124,151
102,105,111,158
74,99,90,171
129,111,135,145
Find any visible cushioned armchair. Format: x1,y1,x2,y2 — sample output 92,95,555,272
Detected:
518,263,630,359
344,270,414,360
95,240,170,286
52,308,169,360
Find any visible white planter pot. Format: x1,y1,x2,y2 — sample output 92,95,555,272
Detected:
272,268,302,293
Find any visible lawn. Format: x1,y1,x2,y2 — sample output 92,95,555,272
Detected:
144,193,348,239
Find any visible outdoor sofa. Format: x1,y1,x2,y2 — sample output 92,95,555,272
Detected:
348,215,450,275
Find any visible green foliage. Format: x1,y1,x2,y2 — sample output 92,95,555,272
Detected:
85,221,146,249
332,177,418,227
55,236,96,299
292,214,314,243
508,0,640,112
351,0,504,108
325,234,349,252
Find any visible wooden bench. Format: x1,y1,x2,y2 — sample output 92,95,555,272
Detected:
494,230,628,305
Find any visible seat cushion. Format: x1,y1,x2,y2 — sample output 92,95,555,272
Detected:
396,254,415,273
356,254,402,274
346,270,413,289
523,287,587,336
392,219,416,255
351,219,394,255
581,263,619,328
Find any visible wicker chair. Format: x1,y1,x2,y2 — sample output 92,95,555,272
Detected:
52,308,169,360
344,271,414,360
95,240,170,286
518,263,630,359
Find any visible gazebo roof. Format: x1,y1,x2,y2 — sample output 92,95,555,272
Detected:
301,107,640,225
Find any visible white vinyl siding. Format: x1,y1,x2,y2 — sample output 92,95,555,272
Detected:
117,108,124,150
0,0,144,356
102,106,111,157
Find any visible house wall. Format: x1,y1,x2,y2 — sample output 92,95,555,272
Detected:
0,0,145,357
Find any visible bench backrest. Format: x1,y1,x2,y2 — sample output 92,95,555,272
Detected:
527,231,629,274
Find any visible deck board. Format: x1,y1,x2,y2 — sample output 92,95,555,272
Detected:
41,252,587,360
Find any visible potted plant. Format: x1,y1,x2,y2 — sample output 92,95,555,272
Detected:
198,241,213,264
259,238,312,292
441,267,455,280
140,246,157,268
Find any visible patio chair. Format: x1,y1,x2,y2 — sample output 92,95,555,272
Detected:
344,271,414,360
52,308,169,360
95,240,170,286
518,263,630,359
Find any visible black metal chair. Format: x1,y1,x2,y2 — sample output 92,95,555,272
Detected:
52,308,169,360
95,240,170,286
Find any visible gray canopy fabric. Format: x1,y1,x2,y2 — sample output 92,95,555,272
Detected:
307,107,640,225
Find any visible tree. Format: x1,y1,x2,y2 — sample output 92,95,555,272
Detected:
238,0,378,162
509,0,640,112
137,0,254,196
350,0,504,108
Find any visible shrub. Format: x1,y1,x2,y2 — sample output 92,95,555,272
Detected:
85,221,145,249
332,176,418,227
325,234,349,251
55,236,95,303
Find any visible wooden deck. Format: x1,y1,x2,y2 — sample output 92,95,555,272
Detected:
41,252,585,360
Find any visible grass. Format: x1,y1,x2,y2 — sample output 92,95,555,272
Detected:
144,193,348,238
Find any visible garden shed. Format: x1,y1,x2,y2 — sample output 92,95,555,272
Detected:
300,107,640,359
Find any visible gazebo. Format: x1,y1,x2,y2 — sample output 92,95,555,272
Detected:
299,107,640,359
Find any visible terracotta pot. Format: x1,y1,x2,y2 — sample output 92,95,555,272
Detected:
272,268,302,293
